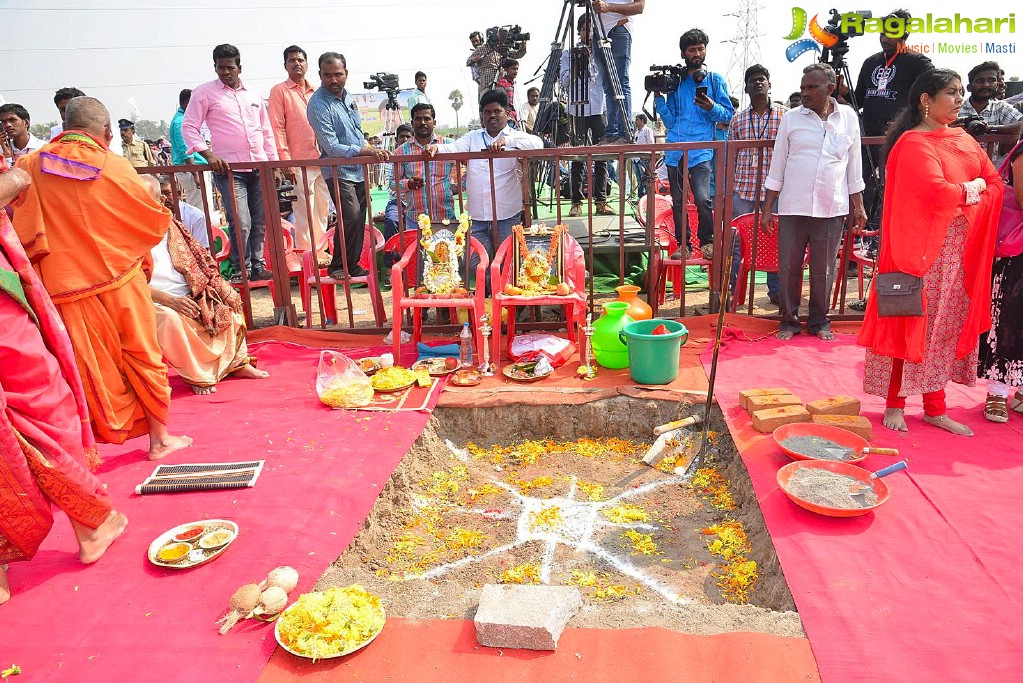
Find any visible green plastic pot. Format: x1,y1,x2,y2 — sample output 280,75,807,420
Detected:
619,319,689,385
592,301,633,369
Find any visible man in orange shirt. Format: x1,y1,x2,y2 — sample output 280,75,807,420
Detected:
13,96,192,460
269,45,329,262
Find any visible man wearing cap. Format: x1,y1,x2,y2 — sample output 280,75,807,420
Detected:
119,119,157,170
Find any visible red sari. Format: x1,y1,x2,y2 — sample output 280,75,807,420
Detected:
858,127,1003,364
0,212,111,564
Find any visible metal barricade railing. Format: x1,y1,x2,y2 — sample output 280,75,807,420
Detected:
136,131,1017,332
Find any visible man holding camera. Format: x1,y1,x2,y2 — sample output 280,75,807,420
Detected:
592,0,645,144
307,52,390,280
654,28,734,259
467,29,527,105
958,61,1023,167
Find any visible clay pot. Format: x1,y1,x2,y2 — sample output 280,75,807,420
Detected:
614,284,652,321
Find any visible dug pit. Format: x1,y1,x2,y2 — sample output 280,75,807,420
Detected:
318,397,802,637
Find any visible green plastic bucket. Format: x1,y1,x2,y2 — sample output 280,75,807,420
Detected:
619,319,689,385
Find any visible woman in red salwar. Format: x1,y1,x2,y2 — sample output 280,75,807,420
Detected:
858,69,1003,436
0,166,126,605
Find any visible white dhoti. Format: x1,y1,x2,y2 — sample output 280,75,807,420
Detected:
155,305,250,387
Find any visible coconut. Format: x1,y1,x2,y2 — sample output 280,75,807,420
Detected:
256,586,289,616
217,583,261,634
263,566,299,594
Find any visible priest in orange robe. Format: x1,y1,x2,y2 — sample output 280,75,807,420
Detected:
12,96,191,459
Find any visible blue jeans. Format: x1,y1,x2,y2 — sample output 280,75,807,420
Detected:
667,161,713,247
213,170,266,274
602,25,632,138
470,213,521,295
731,195,779,298
633,159,649,198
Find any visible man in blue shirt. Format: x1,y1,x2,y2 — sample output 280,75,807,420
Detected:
655,28,734,259
306,52,390,280
169,89,209,211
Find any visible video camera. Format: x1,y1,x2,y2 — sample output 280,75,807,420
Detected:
364,72,400,93
277,179,297,215
645,65,685,94
364,72,401,110
953,114,989,137
486,25,530,56
821,9,872,69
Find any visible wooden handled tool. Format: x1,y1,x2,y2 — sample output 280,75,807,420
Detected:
653,414,702,436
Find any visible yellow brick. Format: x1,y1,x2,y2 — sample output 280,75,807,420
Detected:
810,414,873,440
738,387,792,410
747,394,803,413
806,396,861,417
752,405,811,433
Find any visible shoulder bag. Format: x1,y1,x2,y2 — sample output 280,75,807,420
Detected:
874,271,924,317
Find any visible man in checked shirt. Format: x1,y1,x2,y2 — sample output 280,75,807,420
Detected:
727,64,787,305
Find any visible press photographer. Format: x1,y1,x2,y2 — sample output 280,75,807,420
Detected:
466,25,529,104
956,60,1023,166
653,28,733,260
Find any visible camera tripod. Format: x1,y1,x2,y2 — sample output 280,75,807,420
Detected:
532,0,633,144
821,42,883,307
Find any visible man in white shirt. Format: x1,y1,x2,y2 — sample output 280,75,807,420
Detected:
157,175,210,249
521,87,540,134
427,89,543,261
761,63,866,342
632,113,654,198
0,104,44,165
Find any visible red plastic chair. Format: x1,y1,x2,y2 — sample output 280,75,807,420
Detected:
210,226,278,296
732,212,780,312
635,193,673,228
390,236,490,362
301,225,387,328
832,228,878,309
490,233,587,362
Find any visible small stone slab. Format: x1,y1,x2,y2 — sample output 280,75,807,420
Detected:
474,584,581,651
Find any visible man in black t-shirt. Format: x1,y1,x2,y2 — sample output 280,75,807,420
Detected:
844,9,932,267
852,10,933,137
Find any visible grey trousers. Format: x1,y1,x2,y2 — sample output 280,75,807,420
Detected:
777,215,845,334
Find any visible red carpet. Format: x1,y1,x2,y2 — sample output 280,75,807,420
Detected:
703,321,1023,682
260,619,819,683
0,341,434,681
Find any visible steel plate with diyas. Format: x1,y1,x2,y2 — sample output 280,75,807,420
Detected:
411,357,460,377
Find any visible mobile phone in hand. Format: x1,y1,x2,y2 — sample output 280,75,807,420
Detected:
695,85,709,98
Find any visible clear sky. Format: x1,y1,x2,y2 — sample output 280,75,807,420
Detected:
2,0,1019,132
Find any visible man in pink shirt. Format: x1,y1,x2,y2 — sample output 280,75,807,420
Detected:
268,45,329,262
182,43,279,283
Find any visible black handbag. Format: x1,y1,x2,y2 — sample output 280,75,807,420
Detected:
875,271,924,317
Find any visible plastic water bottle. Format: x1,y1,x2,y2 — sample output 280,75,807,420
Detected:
459,322,473,366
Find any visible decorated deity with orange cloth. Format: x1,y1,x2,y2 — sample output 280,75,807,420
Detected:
11,97,191,459
0,165,127,607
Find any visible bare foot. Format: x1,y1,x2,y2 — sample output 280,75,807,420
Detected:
72,511,128,565
0,564,9,605
191,385,216,395
923,414,974,437
815,329,835,341
776,330,796,341
232,364,270,380
883,408,908,432
148,434,193,460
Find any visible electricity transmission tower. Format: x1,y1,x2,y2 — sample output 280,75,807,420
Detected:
723,0,764,96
